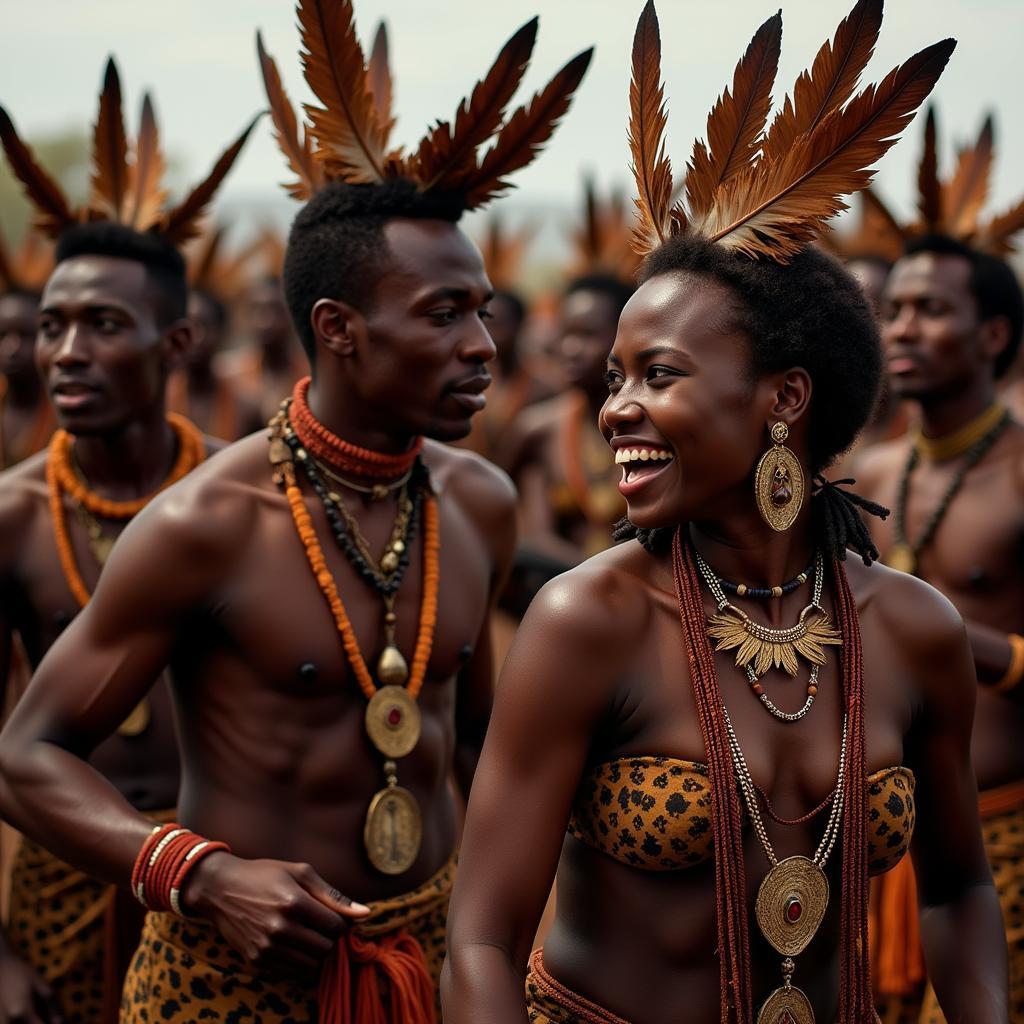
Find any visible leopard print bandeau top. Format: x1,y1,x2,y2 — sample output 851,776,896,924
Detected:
568,757,915,875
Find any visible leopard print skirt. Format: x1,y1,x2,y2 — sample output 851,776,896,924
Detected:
119,853,454,1023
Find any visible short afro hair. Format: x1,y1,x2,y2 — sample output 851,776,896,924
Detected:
54,222,187,326
565,272,635,320
902,233,1024,379
640,236,882,473
283,179,466,364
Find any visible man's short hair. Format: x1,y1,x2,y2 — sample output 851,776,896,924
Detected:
55,223,187,327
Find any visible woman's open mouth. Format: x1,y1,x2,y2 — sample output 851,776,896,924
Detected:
614,445,675,496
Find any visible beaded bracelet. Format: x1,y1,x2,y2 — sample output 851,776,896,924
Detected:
992,634,1024,694
131,823,231,916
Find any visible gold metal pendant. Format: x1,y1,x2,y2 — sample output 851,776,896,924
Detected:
117,698,151,738
364,780,422,875
757,984,815,1024
755,425,805,533
706,605,842,677
376,644,410,685
755,856,829,956
365,685,421,758
885,543,916,575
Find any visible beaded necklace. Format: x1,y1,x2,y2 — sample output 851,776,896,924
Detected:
268,400,440,875
45,413,205,736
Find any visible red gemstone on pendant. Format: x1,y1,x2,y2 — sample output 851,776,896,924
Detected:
785,897,802,923
387,707,402,727
780,1014,797,1024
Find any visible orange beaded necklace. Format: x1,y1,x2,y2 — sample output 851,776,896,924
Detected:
46,413,206,606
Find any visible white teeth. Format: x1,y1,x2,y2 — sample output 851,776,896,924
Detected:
614,447,674,464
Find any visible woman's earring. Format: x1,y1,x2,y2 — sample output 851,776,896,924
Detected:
754,422,805,532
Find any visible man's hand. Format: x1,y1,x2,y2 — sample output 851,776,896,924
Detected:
180,852,371,970
0,949,63,1024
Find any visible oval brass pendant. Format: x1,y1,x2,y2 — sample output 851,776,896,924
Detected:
117,698,151,738
757,984,815,1024
365,685,421,758
885,543,917,575
364,784,422,875
755,856,829,956
755,444,805,532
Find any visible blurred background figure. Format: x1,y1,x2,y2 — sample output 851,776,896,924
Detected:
0,225,53,468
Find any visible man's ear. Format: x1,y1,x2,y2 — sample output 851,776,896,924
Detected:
978,314,1013,368
312,298,365,359
161,318,195,372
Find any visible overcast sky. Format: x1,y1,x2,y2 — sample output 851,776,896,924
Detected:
1,0,1021,248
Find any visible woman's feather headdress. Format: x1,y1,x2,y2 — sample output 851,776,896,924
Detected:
843,108,1024,256
257,0,593,207
628,0,955,264
0,58,259,245
0,224,53,295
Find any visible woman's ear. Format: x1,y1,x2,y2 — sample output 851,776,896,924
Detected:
767,367,812,426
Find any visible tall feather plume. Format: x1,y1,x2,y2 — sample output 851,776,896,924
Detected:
415,18,538,190
187,224,226,290
257,31,324,200
160,114,262,245
479,213,534,290
0,108,75,238
942,113,993,237
0,224,54,294
298,0,390,183
627,1,675,254
976,197,1024,256
699,38,955,261
685,11,782,223
762,0,882,163
127,94,168,229
461,47,593,210
367,22,395,144
916,105,941,229
89,58,130,222
857,187,905,261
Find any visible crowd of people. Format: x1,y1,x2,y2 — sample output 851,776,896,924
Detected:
0,0,1021,1021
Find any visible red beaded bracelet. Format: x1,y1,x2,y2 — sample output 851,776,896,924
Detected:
131,824,231,916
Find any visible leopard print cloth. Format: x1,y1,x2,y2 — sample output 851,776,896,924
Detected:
120,853,454,1023
569,757,915,876
526,949,630,1024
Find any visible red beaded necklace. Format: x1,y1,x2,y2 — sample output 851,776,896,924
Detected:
289,377,423,480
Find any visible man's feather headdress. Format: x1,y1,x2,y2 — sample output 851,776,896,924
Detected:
571,175,642,279
0,58,259,245
478,215,535,293
842,108,1024,257
627,0,955,264
0,225,53,295
257,0,593,207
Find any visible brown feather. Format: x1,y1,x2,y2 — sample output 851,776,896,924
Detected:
367,22,395,144
90,58,130,221
461,47,593,210
976,197,1024,256
686,11,782,221
856,187,905,261
702,39,955,262
257,31,323,200
0,107,74,238
416,18,538,190
916,105,941,229
127,94,168,229
187,224,225,290
942,113,994,237
762,0,883,162
298,0,389,183
626,1,674,254
160,114,261,245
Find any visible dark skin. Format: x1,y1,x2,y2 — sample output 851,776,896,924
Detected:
177,291,262,439
0,292,48,469
0,220,516,984
0,254,213,1024
857,251,1024,791
501,288,623,566
444,272,1006,1023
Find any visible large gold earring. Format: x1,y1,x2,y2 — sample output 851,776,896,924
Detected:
754,422,805,532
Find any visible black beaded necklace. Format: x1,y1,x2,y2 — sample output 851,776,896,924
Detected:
889,408,1010,576
718,560,815,599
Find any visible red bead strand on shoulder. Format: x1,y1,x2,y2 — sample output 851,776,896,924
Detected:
290,377,423,480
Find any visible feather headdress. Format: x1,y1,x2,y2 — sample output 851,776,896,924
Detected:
842,108,1024,256
817,187,905,264
0,58,259,245
257,0,592,208
628,0,955,264
0,224,53,295
186,225,274,304
571,175,642,279
478,214,535,292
